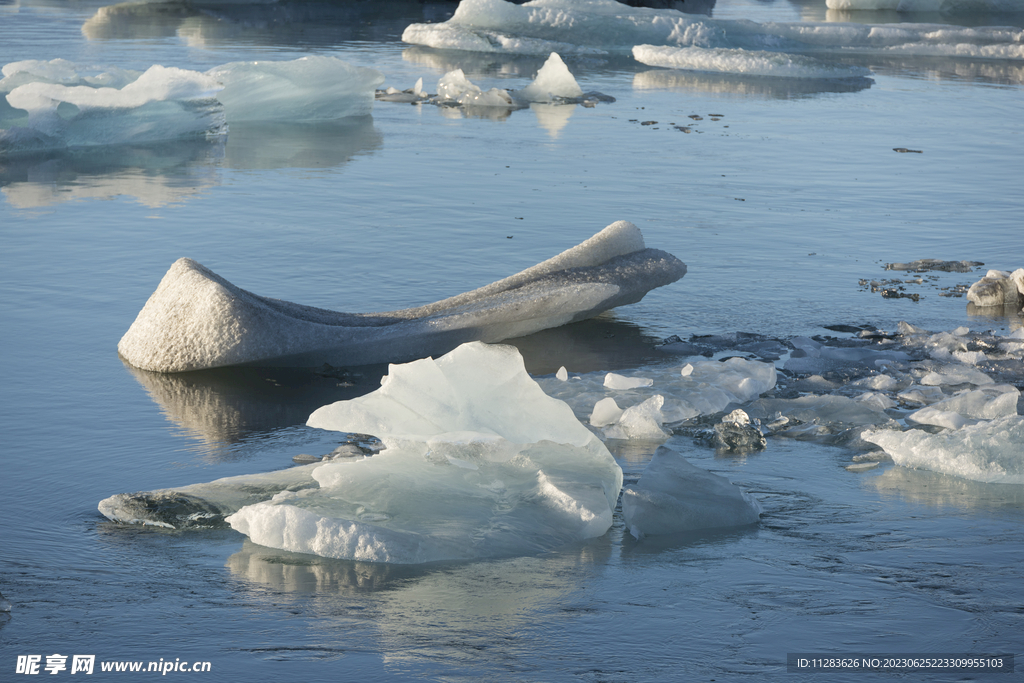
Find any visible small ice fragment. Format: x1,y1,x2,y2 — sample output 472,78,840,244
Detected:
518,52,584,103
845,462,879,472
556,366,569,381
604,373,654,390
603,396,668,440
292,453,322,464
590,397,623,427
898,385,947,405
680,363,693,377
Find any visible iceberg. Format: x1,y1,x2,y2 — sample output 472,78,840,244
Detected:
402,0,1024,60
208,56,384,122
864,416,1024,484
117,220,686,372
621,446,761,539
231,343,619,562
101,343,623,563
1,56,383,155
1,62,224,154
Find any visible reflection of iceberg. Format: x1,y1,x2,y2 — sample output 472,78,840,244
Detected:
633,68,874,98
103,342,625,564
0,139,222,209
221,117,382,170
117,220,687,372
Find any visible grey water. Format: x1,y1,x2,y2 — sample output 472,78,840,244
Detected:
2,0,1023,679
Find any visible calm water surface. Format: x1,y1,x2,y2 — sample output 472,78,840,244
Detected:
2,0,1023,679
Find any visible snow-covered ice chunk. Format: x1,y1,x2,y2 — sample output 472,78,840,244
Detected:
967,268,1024,308
224,342,623,563
556,366,569,381
864,416,1024,484
632,45,872,80
208,56,383,122
604,373,654,390
518,52,584,102
118,220,686,372
622,446,761,539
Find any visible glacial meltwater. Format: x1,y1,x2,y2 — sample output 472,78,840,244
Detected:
2,0,1023,680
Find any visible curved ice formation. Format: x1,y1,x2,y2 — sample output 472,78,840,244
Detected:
632,45,872,79
401,0,1024,60
864,416,1024,484
117,220,686,372
622,446,761,539
226,342,624,562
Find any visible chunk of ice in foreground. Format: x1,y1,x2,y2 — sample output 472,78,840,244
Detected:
226,342,623,563
864,416,1024,485
621,446,761,539
117,221,686,372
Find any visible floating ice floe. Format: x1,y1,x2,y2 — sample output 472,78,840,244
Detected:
539,356,777,441
621,446,762,539
118,220,686,372
401,0,1024,61
864,416,1024,484
632,45,872,79
383,53,602,113
1,61,224,154
103,342,625,564
208,55,383,122
1,56,383,154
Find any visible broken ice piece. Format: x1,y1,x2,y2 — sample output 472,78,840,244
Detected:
622,445,761,539
713,409,766,453
604,373,654,390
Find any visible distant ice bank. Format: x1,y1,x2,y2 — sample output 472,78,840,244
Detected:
118,221,686,372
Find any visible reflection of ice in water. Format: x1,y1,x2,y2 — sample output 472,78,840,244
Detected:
530,102,574,138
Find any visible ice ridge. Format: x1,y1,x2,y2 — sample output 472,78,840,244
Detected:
117,220,686,372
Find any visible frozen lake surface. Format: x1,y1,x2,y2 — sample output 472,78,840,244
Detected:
2,0,1023,679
